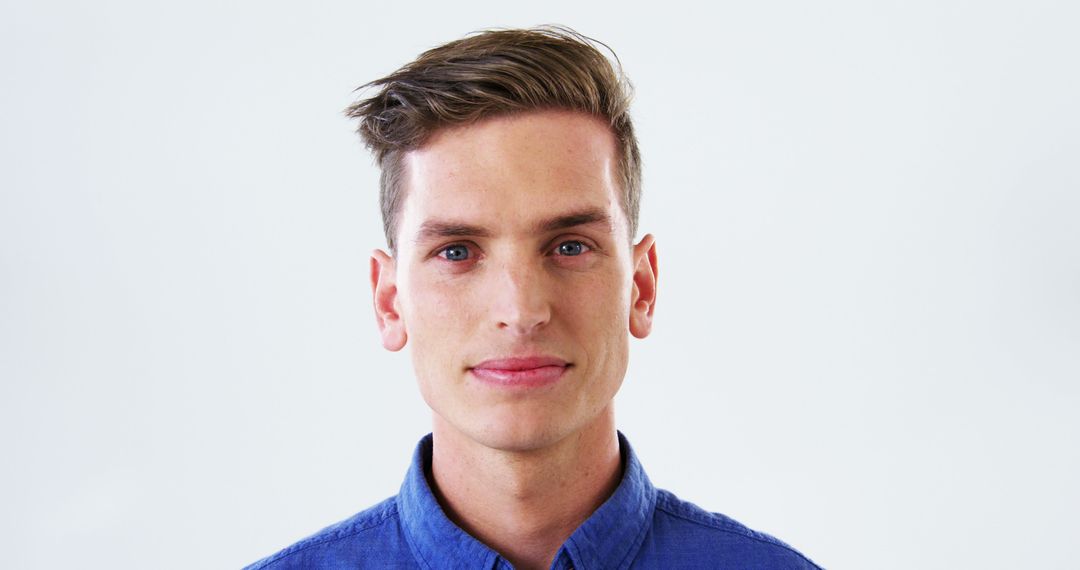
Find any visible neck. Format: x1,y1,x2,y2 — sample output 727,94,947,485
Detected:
429,407,622,570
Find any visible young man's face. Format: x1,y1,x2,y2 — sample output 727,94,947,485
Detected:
371,110,657,452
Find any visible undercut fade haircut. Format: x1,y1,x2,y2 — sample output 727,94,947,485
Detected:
345,26,641,253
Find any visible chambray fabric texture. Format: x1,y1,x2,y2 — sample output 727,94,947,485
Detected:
245,433,822,569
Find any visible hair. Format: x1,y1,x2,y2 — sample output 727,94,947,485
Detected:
344,26,641,253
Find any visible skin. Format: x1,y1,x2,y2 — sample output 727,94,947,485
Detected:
370,109,659,570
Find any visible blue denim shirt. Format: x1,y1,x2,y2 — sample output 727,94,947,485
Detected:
246,433,821,569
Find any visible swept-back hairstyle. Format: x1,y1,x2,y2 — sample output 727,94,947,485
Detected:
345,26,640,252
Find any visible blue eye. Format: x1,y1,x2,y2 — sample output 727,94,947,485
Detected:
556,241,587,256
440,244,470,261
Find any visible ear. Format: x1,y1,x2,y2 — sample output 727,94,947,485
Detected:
629,234,658,339
371,249,407,351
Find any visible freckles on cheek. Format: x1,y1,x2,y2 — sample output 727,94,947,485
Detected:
560,279,628,349
572,270,630,313
408,277,483,336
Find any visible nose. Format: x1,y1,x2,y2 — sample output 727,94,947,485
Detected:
490,260,552,335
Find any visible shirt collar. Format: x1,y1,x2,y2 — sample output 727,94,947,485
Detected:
397,432,657,570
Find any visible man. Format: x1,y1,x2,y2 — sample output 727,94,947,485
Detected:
247,27,821,570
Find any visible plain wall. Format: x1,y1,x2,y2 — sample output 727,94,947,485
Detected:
2,1,1078,568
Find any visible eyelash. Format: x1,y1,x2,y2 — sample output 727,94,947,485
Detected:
434,239,594,262
553,240,591,257
437,243,473,262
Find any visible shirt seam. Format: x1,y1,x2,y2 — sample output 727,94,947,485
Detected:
398,512,435,570
255,504,400,568
653,502,821,569
615,507,654,570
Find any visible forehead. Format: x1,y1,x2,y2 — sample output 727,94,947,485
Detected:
399,110,624,239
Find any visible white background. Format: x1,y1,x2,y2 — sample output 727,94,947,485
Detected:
2,1,1078,568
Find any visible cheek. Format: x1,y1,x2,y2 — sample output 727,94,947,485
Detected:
559,271,632,372
402,271,482,331
564,268,631,321
400,274,486,375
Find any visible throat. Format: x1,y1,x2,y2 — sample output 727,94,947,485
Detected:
428,414,623,569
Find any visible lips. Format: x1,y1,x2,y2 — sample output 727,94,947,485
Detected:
469,356,570,387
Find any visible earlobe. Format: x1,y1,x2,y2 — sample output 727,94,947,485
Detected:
371,250,407,351
629,234,658,339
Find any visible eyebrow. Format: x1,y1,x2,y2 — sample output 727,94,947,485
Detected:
416,221,492,241
538,209,613,233
414,208,614,242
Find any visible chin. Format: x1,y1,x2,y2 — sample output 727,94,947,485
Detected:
466,411,577,453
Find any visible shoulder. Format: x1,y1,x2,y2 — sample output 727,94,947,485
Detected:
244,496,413,569
644,489,823,569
